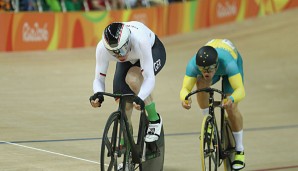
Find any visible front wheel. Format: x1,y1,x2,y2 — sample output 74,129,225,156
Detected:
200,115,219,171
101,112,133,171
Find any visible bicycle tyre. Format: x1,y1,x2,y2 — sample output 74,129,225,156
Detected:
100,112,133,171
223,117,236,171
200,115,219,171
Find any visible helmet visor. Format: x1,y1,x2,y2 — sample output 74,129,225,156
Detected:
198,63,218,73
107,39,130,57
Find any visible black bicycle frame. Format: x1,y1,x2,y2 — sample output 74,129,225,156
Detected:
102,92,147,164
185,87,228,159
207,88,227,163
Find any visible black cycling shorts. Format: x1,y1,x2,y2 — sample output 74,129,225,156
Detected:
113,35,166,95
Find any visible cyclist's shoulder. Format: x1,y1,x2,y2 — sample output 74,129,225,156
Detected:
125,21,150,32
95,41,115,62
124,21,143,26
185,55,200,76
206,39,238,59
95,40,104,54
206,39,236,49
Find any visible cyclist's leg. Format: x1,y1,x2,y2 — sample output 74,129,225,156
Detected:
125,66,156,109
222,76,245,170
141,35,166,122
113,62,135,138
196,76,210,109
145,34,166,122
126,70,159,126
126,36,166,143
227,52,245,150
222,76,244,144
196,75,220,115
125,66,162,142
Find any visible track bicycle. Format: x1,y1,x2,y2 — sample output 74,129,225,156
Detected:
185,87,236,171
99,92,165,171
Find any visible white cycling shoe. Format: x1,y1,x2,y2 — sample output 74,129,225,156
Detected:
117,162,134,171
145,114,162,143
117,163,124,171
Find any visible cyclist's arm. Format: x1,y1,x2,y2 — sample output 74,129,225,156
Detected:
180,75,197,102
137,38,155,101
93,42,109,93
228,73,245,103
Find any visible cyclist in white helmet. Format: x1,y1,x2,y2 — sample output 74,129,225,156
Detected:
90,21,166,143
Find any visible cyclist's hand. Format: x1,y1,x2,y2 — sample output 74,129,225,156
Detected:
89,92,104,108
133,96,145,111
222,97,233,109
182,98,192,110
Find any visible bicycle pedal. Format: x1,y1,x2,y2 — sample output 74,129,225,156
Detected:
145,142,161,160
115,146,126,157
145,151,161,160
146,143,158,151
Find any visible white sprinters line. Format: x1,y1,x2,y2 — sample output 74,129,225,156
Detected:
1,140,109,166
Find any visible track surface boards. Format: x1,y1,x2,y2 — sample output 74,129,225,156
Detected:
1,9,298,171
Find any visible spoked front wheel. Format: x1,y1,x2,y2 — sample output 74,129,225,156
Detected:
200,115,219,171
100,112,133,171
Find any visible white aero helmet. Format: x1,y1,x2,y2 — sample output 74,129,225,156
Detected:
103,22,131,57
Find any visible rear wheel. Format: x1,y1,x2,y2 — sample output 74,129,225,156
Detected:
223,116,236,171
142,126,165,171
200,115,219,171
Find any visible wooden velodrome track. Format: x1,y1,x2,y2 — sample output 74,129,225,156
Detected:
1,8,298,171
